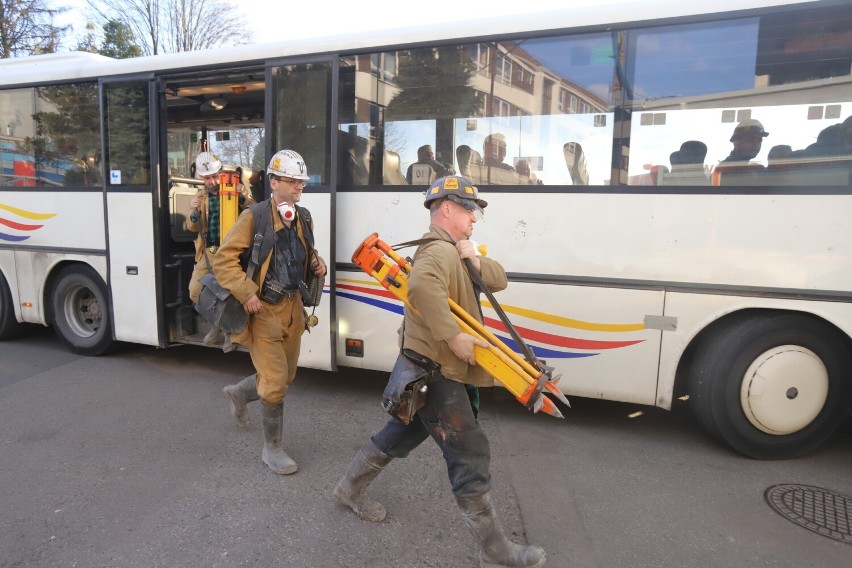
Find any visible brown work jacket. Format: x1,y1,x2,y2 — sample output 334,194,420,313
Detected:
403,225,508,387
211,200,316,345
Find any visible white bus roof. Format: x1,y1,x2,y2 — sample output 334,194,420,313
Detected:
0,0,817,87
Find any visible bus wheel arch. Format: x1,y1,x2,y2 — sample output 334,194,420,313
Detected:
685,309,851,459
0,269,25,340
47,263,114,356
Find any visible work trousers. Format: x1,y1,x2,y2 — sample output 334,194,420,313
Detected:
247,293,306,405
371,374,491,499
188,254,214,304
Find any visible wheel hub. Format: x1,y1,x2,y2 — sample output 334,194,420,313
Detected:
740,346,828,435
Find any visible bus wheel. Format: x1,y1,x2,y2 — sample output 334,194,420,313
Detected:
0,270,24,340
688,312,850,459
50,265,113,356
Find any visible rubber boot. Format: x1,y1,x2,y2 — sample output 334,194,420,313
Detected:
223,374,260,427
260,403,298,475
333,440,393,522
456,492,546,568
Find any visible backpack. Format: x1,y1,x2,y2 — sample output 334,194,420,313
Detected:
239,200,322,307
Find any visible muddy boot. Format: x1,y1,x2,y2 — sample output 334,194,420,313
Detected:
223,374,260,427
333,440,393,522
456,492,546,568
203,326,221,345
260,403,298,475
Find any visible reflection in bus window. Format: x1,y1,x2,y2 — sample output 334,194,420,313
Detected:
0,88,37,187
339,34,615,186
627,6,852,187
0,85,101,188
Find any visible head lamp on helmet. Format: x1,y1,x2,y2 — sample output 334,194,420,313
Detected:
267,149,310,181
424,176,488,210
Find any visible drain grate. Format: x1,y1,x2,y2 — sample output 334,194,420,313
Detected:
765,484,852,544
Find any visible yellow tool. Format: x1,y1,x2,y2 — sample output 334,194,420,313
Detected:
352,233,569,419
219,167,240,238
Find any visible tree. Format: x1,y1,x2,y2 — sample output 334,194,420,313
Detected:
88,0,246,55
0,0,69,58
99,20,143,58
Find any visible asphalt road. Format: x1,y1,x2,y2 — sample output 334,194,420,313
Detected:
1,327,851,568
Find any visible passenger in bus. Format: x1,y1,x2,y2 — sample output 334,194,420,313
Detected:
215,149,327,476
406,144,452,185
719,119,769,168
767,145,793,168
802,123,847,158
482,133,515,171
186,151,254,349
334,176,546,568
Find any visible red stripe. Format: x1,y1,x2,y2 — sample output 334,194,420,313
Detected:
483,316,643,350
0,218,42,231
339,283,643,351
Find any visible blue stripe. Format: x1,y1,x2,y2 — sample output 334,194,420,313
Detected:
0,233,29,242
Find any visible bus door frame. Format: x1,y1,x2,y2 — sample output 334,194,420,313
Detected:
99,74,165,347
265,55,339,371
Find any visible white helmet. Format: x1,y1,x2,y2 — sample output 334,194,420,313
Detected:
267,149,309,180
195,152,222,177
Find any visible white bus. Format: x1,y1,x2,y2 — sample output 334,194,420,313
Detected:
1,0,849,459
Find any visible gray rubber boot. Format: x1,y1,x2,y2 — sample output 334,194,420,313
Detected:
223,374,260,427
260,403,298,475
456,492,546,568
333,440,393,522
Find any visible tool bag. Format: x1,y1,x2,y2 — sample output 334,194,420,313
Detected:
196,272,248,334
381,348,439,424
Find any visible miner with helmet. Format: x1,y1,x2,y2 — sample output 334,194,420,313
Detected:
213,149,327,475
186,151,254,349
333,176,547,568
721,118,769,166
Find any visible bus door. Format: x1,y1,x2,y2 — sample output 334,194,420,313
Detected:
100,77,162,347
267,58,337,371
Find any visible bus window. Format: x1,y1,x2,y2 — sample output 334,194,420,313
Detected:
103,82,151,187
0,88,37,187
625,5,852,186
343,36,615,187
34,83,101,188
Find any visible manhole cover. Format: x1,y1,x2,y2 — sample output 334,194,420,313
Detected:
765,484,852,544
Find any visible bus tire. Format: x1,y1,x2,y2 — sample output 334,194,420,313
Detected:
688,312,851,459
0,270,24,340
50,265,114,356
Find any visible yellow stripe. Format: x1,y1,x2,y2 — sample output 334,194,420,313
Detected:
0,203,57,220
481,301,645,332
338,277,384,287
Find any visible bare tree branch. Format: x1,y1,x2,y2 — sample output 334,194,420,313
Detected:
88,0,246,55
0,0,69,58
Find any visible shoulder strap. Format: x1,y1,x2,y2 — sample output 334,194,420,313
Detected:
241,200,275,280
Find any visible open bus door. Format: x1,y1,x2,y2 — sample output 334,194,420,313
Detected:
267,58,337,372
100,77,163,347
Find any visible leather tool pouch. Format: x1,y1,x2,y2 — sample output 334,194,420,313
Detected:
381,349,439,425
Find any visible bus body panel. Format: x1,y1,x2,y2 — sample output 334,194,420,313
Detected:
0,192,105,250
658,293,852,409
106,192,159,346
293,192,334,371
